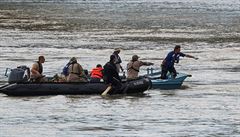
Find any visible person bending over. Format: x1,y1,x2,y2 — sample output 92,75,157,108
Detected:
161,45,198,79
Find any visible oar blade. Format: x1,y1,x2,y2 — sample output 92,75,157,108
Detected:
101,86,112,96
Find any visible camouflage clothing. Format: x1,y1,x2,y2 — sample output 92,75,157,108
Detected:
67,63,87,82
127,60,153,79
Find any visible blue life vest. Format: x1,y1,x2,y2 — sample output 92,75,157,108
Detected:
62,63,70,76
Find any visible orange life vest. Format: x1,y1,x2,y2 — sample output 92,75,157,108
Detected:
90,67,103,79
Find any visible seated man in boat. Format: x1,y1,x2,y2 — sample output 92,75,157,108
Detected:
30,56,46,82
160,45,198,79
127,55,154,79
59,57,76,82
67,57,88,82
103,55,122,89
90,64,104,82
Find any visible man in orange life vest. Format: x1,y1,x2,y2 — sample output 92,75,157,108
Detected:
90,64,104,82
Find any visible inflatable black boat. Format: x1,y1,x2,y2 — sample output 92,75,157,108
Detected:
0,78,151,96
0,65,151,96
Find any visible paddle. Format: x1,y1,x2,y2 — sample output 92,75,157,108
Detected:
101,85,112,96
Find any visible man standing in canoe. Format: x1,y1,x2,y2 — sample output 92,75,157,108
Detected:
160,45,198,79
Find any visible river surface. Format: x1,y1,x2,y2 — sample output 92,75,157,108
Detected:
0,0,240,137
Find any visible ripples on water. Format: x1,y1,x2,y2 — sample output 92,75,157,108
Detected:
0,0,240,136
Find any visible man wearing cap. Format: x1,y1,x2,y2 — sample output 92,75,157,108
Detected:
127,55,154,79
112,48,124,73
67,57,88,82
160,45,198,79
30,56,46,82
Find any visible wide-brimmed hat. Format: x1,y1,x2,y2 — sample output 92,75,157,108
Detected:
114,48,121,52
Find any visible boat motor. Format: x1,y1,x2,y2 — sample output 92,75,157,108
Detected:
7,65,30,84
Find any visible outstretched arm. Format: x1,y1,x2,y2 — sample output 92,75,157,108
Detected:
185,54,198,60
142,62,154,66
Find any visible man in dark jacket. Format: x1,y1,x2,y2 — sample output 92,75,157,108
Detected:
103,55,121,88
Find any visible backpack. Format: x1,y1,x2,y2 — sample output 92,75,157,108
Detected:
62,63,70,76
